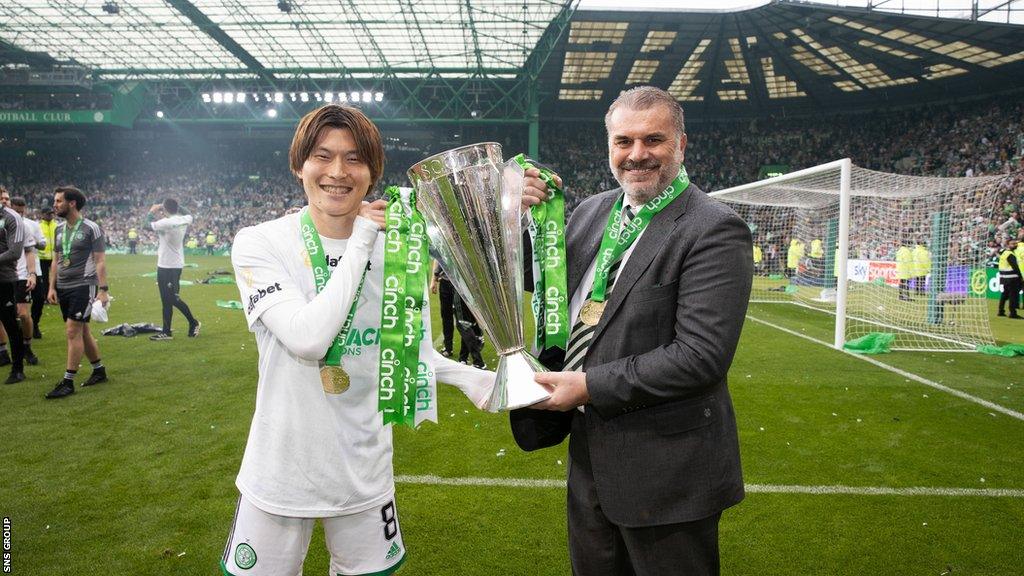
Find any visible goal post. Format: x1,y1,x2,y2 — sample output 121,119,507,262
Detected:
710,159,1006,352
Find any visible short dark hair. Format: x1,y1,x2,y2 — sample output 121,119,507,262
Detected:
163,198,179,214
289,104,385,192
10,197,26,207
55,185,87,211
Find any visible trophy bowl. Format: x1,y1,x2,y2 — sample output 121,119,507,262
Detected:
408,142,549,411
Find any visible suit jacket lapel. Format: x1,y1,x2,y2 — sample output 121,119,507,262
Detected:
592,185,695,341
566,191,618,298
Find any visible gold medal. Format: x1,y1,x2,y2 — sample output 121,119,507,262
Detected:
579,299,606,326
320,365,350,394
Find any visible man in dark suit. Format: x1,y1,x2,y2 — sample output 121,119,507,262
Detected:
514,86,753,575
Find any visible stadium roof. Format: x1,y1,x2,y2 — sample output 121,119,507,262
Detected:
543,1,1024,118
0,0,1021,122
0,0,570,79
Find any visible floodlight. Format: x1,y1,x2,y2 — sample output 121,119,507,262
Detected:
350,92,359,102
213,92,223,103
267,109,278,118
264,92,272,101
314,93,322,101
339,93,348,102
274,92,284,103
237,92,246,103
374,92,383,102
324,92,334,102
289,93,297,102
224,93,235,104
300,92,309,102
156,110,164,118
201,93,211,103
361,92,371,103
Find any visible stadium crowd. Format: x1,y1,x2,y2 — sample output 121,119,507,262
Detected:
0,96,1020,255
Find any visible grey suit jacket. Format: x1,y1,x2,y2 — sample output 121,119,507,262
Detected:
511,182,753,527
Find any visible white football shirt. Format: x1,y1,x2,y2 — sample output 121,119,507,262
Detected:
151,214,192,269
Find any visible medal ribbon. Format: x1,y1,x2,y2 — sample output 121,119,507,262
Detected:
378,186,429,428
514,154,570,353
62,219,82,266
299,209,366,370
590,165,690,303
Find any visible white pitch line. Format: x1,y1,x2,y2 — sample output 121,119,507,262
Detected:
745,315,1024,422
395,475,1024,498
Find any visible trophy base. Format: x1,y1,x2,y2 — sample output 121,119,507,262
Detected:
485,349,550,412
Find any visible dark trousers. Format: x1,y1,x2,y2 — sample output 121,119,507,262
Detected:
31,258,51,327
999,276,1021,316
158,267,197,334
438,279,455,352
0,281,25,372
568,419,722,576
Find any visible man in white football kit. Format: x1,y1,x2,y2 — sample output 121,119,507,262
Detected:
146,198,200,340
10,196,43,366
223,104,492,576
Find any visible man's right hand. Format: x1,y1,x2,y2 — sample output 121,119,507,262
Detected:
47,288,57,304
521,167,560,212
359,199,387,230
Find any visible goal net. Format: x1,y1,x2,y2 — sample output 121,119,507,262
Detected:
710,159,1007,352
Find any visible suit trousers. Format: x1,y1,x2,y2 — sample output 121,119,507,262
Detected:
568,413,722,576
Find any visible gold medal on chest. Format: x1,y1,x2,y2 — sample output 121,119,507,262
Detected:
320,364,351,394
579,299,606,326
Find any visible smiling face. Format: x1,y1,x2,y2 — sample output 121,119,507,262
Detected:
295,127,372,222
607,103,687,204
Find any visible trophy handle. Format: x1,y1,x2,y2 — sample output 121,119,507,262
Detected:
486,348,550,412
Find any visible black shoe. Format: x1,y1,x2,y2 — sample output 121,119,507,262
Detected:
45,380,74,399
0,350,10,367
149,332,173,341
472,361,487,370
441,347,453,358
998,311,1006,317
3,371,24,384
82,368,108,387
1011,315,1024,320
188,320,201,338
32,327,42,339
25,348,38,366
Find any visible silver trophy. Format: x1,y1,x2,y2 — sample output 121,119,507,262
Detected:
408,142,549,412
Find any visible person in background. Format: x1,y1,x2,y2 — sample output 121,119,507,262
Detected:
44,186,109,399
32,206,56,339
146,198,201,341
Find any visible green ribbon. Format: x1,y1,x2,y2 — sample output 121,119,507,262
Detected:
299,209,366,370
61,218,82,266
378,186,429,428
514,154,570,352
591,165,690,303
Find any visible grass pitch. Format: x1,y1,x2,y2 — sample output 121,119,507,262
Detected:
2,255,1022,575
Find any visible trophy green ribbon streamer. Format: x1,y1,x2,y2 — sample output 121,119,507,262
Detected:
378,186,429,428
591,165,690,303
514,154,569,352
299,209,366,370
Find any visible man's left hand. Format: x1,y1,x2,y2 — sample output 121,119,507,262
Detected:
97,290,109,307
533,371,589,411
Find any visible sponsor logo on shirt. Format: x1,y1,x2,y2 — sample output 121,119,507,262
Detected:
246,282,283,313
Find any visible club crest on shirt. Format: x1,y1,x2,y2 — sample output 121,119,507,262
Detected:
234,542,257,570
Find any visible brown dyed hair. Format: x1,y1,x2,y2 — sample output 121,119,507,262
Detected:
289,104,385,192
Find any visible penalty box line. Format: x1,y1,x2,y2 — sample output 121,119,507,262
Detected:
395,475,1024,498
744,315,1024,423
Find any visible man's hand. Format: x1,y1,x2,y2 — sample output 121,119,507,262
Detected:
96,290,109,307
47,288,57,305
359,199,388,230
532,371,589,411
430,278,438,294
149,203,163,214
521,167,562,211
26,274,36,292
